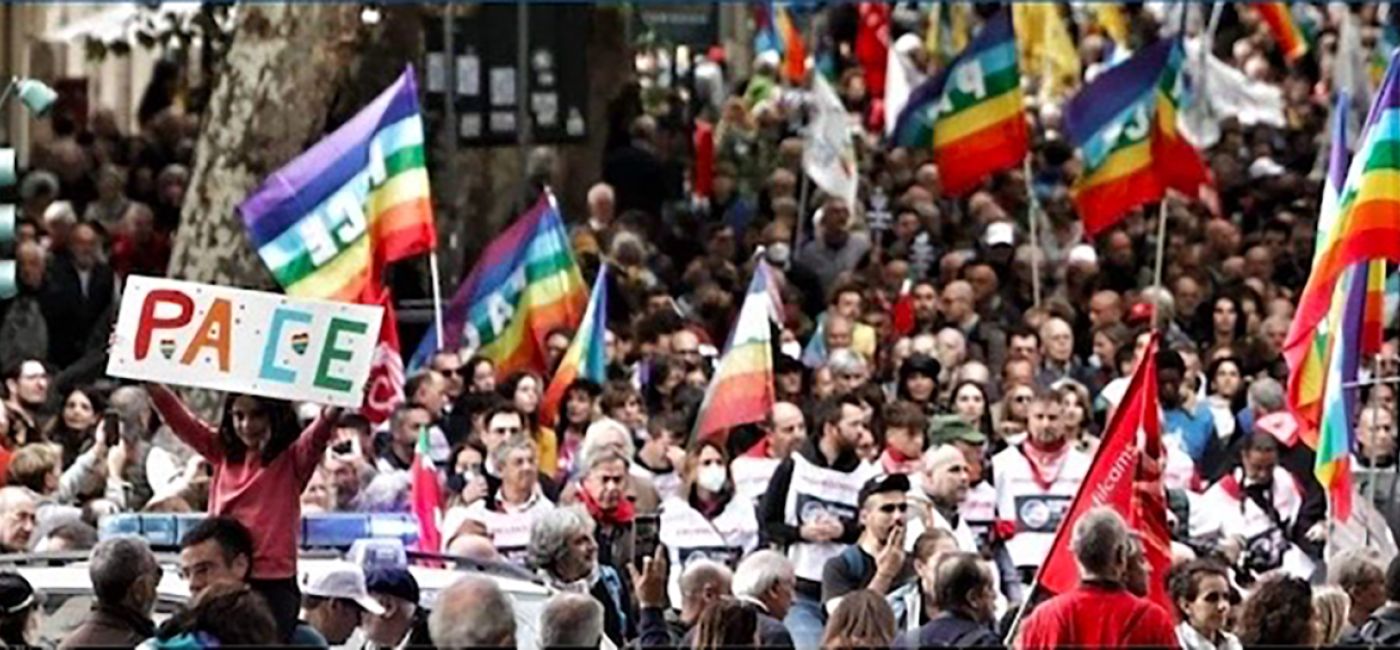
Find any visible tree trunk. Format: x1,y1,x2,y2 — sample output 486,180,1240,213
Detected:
167,4,363,287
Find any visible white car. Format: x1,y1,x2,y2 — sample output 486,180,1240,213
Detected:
9,555,553,649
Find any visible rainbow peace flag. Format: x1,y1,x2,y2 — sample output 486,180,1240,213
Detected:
1288,93,1353,445
539,265,608,428
1256,3,1310,63
1064,37,1211,236
891,8,1026,197
410,195,586,375
1315,264,1368,522
694,261,776,443
754,3,806,84
240,67,436,303
1288,50,1400,370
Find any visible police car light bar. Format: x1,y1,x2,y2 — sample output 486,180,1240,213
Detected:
99,513,421,551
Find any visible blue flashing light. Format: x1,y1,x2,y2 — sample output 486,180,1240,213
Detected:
99,513,421,550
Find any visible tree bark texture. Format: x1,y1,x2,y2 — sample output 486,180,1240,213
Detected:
167,3,362,287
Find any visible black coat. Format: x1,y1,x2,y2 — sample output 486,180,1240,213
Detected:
39,253,114,368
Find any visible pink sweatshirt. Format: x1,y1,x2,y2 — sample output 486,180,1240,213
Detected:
149,385,335,580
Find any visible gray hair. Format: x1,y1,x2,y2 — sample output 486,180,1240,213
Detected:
1248,377,1285,414
731,550,794,600
528,506,595,573
827,348,868,376
109,387,152,439
1071,507,1130,577
679,559,732,601
491,433,538,470
582,417,635,461
576,438,631,478
429,575,516,648
538,593,603,649
1328,548,1386,592
89,536,158,604
0,487,35,515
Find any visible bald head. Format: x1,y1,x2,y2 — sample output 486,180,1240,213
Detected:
679,559,733,623
1089,291,1122,328
429,575,516,648
942,281,975,324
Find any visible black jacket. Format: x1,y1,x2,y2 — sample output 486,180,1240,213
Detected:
896,611,1002,648
1342,604,1400,647
39,253,114,368
757,438,864,599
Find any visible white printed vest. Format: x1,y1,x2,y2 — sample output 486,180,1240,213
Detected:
658,495,759,606
731,455,782,505
464,495,555,566
992,445,1091,569
782,454,880,582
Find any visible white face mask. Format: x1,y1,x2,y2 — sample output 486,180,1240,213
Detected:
696,465,728,493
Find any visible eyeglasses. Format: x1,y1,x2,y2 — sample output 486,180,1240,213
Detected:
877,503,908,514
436,367,462,377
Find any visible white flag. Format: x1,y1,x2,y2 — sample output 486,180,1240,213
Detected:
1181,37,1286,149
803,73,859,208
883,34,925,137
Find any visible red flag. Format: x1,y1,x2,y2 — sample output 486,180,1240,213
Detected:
693,119,715,201
360,291,407,424
410,425,443,552
1036,333,1173,612
890,278,915,337
856,3,890,98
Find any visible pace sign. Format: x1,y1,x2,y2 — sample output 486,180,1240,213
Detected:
107,277,383,407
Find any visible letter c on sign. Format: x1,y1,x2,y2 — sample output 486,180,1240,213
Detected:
135,289,194,361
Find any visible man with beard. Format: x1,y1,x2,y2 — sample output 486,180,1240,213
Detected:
759,395,879,649
992,391,1092,581
821,474,919,612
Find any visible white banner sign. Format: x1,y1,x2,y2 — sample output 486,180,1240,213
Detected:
107,276,384,407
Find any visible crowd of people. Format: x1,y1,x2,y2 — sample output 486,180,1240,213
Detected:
3,1,1400,648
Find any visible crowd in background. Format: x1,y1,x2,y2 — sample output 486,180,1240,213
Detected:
3,2,1400,649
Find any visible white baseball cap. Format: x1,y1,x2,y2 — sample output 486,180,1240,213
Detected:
301,561,386,615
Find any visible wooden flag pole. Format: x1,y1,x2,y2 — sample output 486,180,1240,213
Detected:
1152,199,1170,330
1023,155,1042,309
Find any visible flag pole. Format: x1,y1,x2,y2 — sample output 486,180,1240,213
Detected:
1023,155,1042,309
429,251,446,352
1152,199,1170,329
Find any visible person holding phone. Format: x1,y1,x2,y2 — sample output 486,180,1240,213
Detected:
146,383,340,643
659,438,758,608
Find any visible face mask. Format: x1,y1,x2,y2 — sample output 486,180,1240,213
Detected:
696,465,727,493
1088,353,1102,369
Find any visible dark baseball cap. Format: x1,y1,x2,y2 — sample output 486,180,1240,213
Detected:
0,573,36,613
858,473,911,508
365,566,420,606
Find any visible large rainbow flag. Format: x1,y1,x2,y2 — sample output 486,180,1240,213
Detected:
240,67,436,303
1287,50,1400,373
1256,3,1310,63
539,265,608,428
239,66,436,423
410,194,587,375
892,8,1025,197
1064,37,1211,236
694,261,776,442
1288,93,1354,443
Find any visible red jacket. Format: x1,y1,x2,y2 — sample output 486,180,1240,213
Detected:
1017,581,1177,650
150,385,335,580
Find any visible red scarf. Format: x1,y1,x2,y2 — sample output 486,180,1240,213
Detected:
576,481,636,526
880,448,920,475
1020,439,1070,491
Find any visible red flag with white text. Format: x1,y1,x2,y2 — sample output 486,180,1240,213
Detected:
1036,333,1173,612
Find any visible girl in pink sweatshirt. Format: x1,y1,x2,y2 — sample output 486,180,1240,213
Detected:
147,383,340,640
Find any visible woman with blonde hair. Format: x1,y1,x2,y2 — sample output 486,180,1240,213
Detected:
1312,585,1351,647
821,589,897,649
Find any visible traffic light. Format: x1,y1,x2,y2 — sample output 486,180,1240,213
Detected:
0,147,15,300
